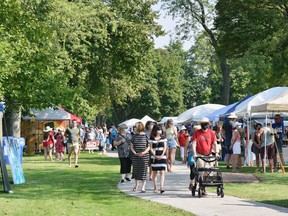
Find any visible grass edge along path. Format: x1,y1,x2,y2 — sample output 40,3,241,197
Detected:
0,153,194,216
215,162,288,208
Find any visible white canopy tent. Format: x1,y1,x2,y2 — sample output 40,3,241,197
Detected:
178,104,225,123
141,115,156,126
118,118,141,128
234,87,288,117
248,88,288,173
251,90,288,113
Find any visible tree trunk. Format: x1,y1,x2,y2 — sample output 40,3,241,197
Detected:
219,56,230,105
3,105,21,137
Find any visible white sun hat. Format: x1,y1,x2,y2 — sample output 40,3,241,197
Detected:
180,125,187,131
199,117,210,123
44,126,53,132
228,113,238,119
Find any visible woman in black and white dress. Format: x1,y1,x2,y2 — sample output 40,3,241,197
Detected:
131,122,150,193
149,124,167,194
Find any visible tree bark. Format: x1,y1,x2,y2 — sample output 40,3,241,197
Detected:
219,56,230,105
3,105,21,137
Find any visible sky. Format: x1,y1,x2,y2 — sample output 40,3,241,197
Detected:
152,2,193,50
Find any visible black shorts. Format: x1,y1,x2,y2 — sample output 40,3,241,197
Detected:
260,143,275,160
252,144,261,155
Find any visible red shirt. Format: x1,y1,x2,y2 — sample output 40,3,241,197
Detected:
192,129,216,155
178,131,189,147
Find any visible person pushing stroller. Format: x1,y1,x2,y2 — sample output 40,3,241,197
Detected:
184,117,218,196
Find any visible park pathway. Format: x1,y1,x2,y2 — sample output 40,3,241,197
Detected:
106,151,288,216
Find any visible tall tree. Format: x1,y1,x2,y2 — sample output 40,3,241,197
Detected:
183,33,221,107
108,41,186,123
0,0,72,135
215,0,288,89
98,0,163,122
161,0,230,104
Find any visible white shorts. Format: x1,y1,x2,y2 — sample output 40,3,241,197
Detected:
180,147,185,159
233,141,241,154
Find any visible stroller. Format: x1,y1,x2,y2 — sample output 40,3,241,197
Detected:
191,155,224,198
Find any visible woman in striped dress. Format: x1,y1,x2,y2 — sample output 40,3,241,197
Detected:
150,124,167,194
131,122,150,193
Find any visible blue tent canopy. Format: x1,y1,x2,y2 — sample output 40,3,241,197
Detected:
206,94,252,122
206,103,236,122
225,94,252,116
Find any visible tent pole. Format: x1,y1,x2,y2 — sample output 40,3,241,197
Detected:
264,112,268,173
246,115,250,167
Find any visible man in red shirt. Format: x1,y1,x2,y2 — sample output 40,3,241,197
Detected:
191,117,218,195
192,118,217,157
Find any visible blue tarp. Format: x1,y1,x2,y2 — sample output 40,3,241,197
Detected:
206,94,252,122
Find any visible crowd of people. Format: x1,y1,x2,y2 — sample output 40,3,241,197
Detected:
41,121,119,167
42,113,286,193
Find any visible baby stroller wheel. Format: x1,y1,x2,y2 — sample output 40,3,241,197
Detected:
198,176,203,198
220,187,224,198
192,184,196,197
217,186,221,196
198,187,202,198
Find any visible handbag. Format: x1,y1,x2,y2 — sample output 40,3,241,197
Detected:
62,138,68,146
187,152,195,166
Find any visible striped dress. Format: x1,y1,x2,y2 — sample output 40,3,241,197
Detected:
150,137,167,171
131,133,149,181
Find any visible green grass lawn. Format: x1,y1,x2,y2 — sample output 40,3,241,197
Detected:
215,161,288,208
0,153,193,216
176,150,288,208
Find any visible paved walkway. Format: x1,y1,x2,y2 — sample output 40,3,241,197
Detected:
105,151,288,216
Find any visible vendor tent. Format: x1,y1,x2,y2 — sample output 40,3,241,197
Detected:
206,102,237,122
250,90,288,174
141,115,156,126
118,118,141,128
23,107,82,122
234,87,288,117
178,104,225,123
57,106,82,123
23,108,70,121
207,94,252,121
251,90,288,112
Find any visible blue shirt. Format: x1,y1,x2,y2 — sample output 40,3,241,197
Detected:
272,122,284,140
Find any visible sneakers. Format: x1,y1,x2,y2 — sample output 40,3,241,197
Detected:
120,179,125,184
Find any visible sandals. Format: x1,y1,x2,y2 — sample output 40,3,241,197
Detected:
133,186,139,192
141,190,146,193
